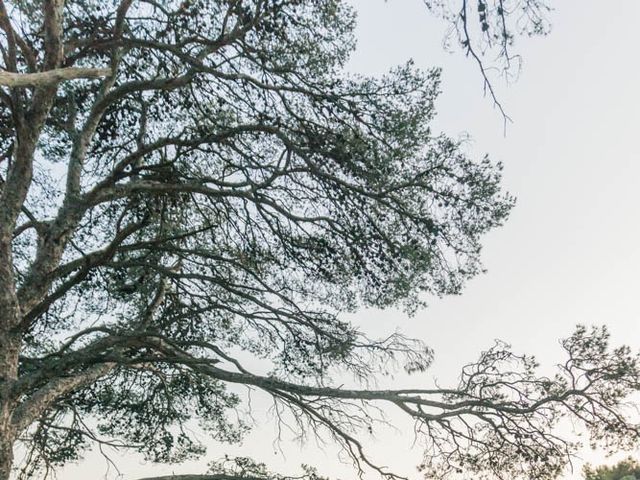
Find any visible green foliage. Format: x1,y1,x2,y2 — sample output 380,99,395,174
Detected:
5,0,515,474
584,458,640,480
8,3,640,480
208,456,330,480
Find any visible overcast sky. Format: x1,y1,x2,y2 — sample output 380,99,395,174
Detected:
61,2,640,479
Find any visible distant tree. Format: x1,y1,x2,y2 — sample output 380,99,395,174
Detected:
2,2,639,480
584,458,640,480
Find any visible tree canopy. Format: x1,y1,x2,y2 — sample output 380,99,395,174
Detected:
1,1,638,480
584,458,640,480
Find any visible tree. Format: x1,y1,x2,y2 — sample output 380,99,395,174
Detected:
584,458,640,480
0,1,638,480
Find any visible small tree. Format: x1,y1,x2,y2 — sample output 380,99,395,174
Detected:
1,1,638,480
584,458,640,480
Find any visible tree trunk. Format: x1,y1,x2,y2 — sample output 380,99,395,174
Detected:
0,428,14,480
0,344,18,480
0,300,19,480
0,294,20,480
0,377,15,480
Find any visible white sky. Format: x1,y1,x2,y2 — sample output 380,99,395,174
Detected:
60,2,640,479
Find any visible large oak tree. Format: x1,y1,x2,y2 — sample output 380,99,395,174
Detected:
1,1,638,480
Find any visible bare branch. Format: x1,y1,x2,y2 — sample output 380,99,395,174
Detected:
0,67,112,88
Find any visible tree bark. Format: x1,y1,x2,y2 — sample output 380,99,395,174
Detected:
0,329,18,480
0,67,110,88
0,233,20,480
0,405,15,480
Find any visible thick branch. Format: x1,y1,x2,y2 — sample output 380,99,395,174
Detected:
11,363,115,432
0,67,111,88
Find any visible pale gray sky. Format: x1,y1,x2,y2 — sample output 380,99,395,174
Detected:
60,2,640,479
